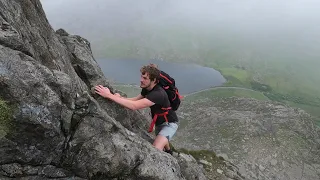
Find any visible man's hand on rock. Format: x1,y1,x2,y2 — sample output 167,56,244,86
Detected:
94,85,112,98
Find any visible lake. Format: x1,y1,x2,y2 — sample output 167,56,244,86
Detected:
96,59,226,95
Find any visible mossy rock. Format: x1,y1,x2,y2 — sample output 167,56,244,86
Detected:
176,148,225,167
0,99,13,138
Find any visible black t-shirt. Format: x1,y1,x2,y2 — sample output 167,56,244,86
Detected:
141,84,178,126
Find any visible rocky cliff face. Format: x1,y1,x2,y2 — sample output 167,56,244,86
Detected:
0,1,208,179
173,97,320,180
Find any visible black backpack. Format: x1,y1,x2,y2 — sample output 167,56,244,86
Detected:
158,71,182,111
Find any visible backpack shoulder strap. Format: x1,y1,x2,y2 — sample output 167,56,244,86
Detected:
159,71,175,86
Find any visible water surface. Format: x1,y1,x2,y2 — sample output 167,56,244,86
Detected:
96,59,226,94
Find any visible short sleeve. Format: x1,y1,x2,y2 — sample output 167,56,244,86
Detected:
141,88,148,97
145,90,163,104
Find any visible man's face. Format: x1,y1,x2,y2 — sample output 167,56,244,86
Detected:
140,73,152,89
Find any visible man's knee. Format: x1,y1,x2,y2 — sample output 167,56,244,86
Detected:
153,143,164,150
153,135,168,150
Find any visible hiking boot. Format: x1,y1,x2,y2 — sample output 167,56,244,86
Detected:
164,149,173,155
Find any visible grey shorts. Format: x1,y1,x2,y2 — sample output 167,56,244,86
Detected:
155,122,178,141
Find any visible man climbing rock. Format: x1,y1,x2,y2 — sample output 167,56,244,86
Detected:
94,64,179,155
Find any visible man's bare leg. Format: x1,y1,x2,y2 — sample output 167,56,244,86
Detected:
153,135,168,150
164,143,170,151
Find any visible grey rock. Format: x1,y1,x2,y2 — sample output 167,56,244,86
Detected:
270,159,277,166
217,169,223,174
56,28,69,36
173,97,320,180
175,153,208,180
0,0,206,179
0,163,72,178
199,160,213,167
217,153,229,161
259,165,265,171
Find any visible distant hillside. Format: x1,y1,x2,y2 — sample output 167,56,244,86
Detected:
173,97,320,180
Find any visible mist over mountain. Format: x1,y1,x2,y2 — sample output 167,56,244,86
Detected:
41,0,320,60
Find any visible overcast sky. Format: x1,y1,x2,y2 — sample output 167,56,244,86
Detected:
40,0,320,61
41,0,319,33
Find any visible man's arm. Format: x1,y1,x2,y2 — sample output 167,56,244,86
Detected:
117,93,143,101
94,85,153,110
107,94,154,110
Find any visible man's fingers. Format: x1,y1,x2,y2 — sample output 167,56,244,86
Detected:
95,85,103,89
94,85,111,97
98,85,104,89
97,85,109,92
95,90,102,95
95,86,103,91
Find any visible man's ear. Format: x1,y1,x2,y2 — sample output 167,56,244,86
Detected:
151,78,158,84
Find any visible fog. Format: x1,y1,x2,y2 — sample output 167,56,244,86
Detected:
41,1,320,33
40,0,320,62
